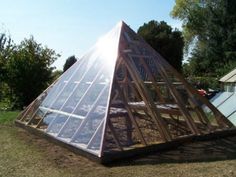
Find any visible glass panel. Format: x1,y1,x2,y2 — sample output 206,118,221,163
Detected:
72,86,109,145
59,57,101,112
41,81,66,108
58,117,82,139
51,82,77,110
61,83,90,113
41,60,83,108
47,114,68,134
38,111,58,130
74,84,105,116
210,92,233,107
87,122,104,151
217,94,236,117
73,73,107,116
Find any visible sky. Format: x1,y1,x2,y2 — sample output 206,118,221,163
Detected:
0,0,181,70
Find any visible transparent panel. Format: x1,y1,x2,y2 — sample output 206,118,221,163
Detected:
210,92,234,107
228,112,236,126
46,114,69,134
57,56,103,114
87,122,104,151
38,111,58,130
61,83,90,113
51,82,77,110
58,117,82,139
73,74,107,117
41,60,82,108
217,94,236,117
72,86,110,145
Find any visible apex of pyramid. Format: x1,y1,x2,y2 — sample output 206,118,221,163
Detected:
115,20,129,30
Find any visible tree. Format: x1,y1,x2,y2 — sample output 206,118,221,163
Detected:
0,33,15,103
51,69,62,81
0,33,14,81
63,55,77,72
172,0,236,77
137,20,184,72
5,36,59,108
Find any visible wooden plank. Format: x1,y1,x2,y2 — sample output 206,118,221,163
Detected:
115,80,147,145
123,55,172,142
128,103,182,116
151,58,200,135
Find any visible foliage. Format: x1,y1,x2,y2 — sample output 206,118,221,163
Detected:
0,33,14,77
0,34,15,101
138,20,184,72
63,55,77,72
172,0,236,77
51,70,63,81
4,37,59,109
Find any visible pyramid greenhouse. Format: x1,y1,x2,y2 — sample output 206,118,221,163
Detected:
16,21,235,163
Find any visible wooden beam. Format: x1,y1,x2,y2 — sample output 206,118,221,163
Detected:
114,79,147,145
151,58,200,135
153,52,234,128
123,55,172,142
188,97,213,131
139,57,165,103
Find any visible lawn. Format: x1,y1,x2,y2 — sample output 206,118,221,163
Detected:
0,110,20,125
0,111,236,177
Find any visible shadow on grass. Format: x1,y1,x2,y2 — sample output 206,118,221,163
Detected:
107,136,236,167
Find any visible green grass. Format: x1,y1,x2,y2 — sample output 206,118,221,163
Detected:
0,111,20,124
